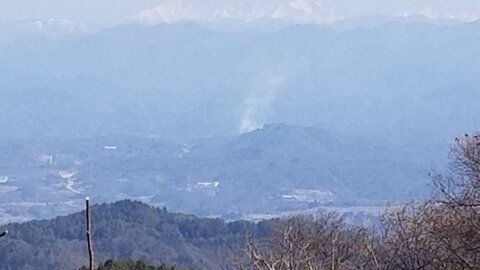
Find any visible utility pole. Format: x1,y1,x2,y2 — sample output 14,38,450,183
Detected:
85,197,94,270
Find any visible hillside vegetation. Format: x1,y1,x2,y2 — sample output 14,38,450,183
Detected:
0,200,269,270
1,134,480,270
79,260,181,270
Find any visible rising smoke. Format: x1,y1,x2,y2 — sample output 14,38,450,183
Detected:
239,76,286,133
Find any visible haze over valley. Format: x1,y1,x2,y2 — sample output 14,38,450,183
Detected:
2,1,480,269
0,8,478,223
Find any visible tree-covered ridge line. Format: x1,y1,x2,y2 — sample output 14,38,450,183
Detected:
78,260,182,270
0,199,272,270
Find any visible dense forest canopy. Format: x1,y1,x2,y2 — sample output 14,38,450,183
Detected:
0,199,272,270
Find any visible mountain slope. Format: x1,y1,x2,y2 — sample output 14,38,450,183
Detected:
0,200,261,270
173,123,428,213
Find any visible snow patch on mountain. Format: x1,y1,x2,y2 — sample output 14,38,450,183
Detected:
135,0,339,24
399,6,480,22
12,18,88,34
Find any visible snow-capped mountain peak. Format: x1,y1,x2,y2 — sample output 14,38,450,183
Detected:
136,0,338,24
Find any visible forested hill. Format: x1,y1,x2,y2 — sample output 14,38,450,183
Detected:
0,200,271,270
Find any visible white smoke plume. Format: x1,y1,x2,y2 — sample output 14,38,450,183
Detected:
239,76,286,134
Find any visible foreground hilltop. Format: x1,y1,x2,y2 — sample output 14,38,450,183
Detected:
0,200,268,270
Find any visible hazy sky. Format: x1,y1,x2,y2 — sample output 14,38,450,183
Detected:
1,0,480,24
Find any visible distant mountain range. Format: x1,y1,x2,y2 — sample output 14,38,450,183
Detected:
0,19,90,45
0,19,478,150
133,0,470,27
135,0,337,24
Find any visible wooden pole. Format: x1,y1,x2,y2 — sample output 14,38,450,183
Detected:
86,197,94,270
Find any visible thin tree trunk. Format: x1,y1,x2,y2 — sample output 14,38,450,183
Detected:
86,197,94,270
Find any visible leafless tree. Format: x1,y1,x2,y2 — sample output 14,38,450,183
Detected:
237,214,383,270
381,133,480,270
237,133,480,270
